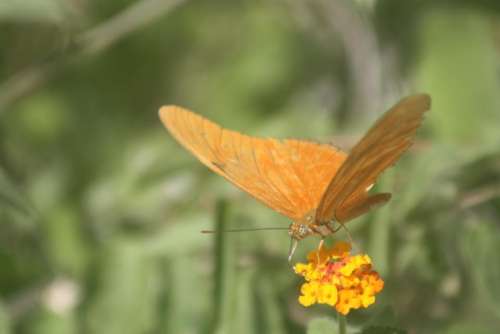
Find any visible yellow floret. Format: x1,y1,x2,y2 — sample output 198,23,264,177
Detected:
294,241,384,315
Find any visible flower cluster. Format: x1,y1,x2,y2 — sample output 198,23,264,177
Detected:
294,241,384,315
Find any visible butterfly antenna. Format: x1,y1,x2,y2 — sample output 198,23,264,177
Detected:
201,227,289,234
337,222,358,250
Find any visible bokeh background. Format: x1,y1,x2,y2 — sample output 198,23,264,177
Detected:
1,0,500,333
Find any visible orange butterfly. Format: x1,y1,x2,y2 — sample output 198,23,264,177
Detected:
159,94,431,259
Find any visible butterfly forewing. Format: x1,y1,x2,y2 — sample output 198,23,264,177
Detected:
159,106,347,220
315,94,431,223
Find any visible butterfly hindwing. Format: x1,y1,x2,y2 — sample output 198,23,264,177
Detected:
315,94,431,223
334,193,391,223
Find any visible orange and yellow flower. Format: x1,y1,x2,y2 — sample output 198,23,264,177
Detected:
294,241,384,315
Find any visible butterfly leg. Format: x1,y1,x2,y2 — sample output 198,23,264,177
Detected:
325,220,354,246
326,221,342,234
316,238,324,263
332,221,354,245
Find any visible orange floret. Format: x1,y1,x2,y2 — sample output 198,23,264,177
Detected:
294,242,384,315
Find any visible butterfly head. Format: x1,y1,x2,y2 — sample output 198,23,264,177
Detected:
289,210,316,240
288,222,313,241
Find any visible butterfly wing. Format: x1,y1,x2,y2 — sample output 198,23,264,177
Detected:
315,94,431,223
334,193,391,222
159,106,347,220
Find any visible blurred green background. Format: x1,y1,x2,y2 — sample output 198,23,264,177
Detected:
1,0,500,333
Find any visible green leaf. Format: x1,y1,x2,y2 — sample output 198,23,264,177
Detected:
0,166,36,227
444,322,496,334
21,308,76,334
359,326,406,334
416,9,500,143
141,213,211,256
163,257,209,333
307,317,338,334
368,169,395,276
42,207,89,277
0,0,69,23
0,302,11,334
83,240,161,334
255,275,286,334
461,221,500,317
228,268,256,334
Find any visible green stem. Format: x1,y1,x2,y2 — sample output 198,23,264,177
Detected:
211,198,232,333
338,313,347,334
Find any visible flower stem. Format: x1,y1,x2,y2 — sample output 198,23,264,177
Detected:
338,313,347,334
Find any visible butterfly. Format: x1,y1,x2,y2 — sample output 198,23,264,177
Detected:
159,94,431,259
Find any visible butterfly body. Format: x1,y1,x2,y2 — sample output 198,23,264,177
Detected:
159,94,431,257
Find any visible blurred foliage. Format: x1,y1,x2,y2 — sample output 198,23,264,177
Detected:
306,317,337,334
1,0,500,333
